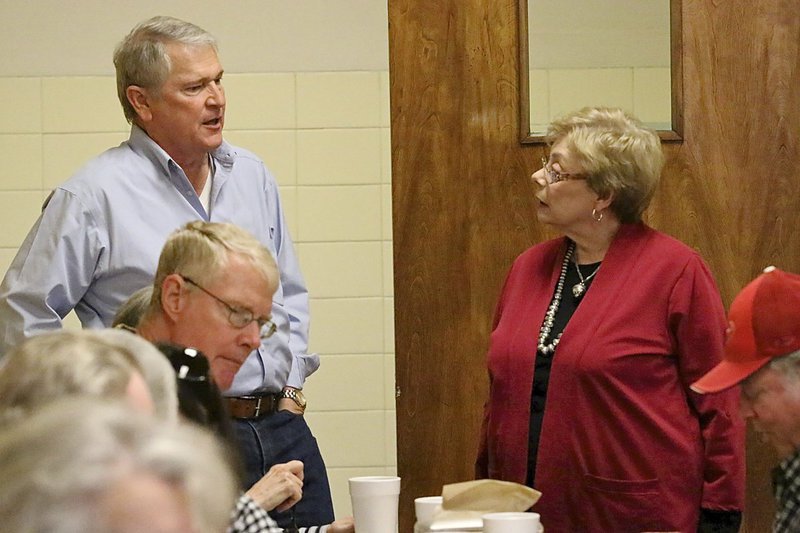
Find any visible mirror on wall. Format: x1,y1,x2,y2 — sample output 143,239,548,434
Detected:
519,0,682,143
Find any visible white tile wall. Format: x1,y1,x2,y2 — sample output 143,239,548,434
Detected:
0,134,42,190
0,78,42,133
528,67,672,133
0,71,396,519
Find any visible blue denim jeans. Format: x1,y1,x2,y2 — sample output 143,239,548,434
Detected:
232,410,335,528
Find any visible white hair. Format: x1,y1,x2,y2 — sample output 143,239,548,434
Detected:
0,329,177,424
97,328,179,422
0,399,238,533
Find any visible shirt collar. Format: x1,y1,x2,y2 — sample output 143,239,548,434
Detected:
128,124,236,174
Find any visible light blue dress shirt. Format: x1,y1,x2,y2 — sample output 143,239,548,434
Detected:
0,126,319,395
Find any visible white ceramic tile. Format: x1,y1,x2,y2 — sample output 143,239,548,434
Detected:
384,297,395,354
380,70,391,128
297,185,382,242
529,69,550,132
548,68,634,121
297,72,381,128
0,249,17,278
381,183,393,241
385,409,397,466
305,411,386,467
297,128,382,185
0,78,41,133
381,127,392,184
303,354,385,411
42,132,129,189
223,73,296,129
42,77,128,133
633,67,672,128
384,354,396,409
308,297,383,355
382,242,394,296
62,310,82,331
298,242,383,298
223,130,297,186
0,192,44,248
0,134,42,190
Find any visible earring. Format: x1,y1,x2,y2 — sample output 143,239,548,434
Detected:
592,208,603,222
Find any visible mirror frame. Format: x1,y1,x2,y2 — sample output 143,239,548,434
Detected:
519,0,683,144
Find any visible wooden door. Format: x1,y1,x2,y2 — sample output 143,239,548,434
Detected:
389,0,800,530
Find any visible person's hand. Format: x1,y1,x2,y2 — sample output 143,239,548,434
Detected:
327,516,355,533
278,396,304,415
245,460,304,512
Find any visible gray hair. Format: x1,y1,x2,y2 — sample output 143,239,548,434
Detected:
0,329,177,423
98,328,178,422
112,285,154,329
0,399,238,533
767,350,800,382
113,16,218,123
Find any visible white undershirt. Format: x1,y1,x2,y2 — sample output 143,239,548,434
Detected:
199,157,214,214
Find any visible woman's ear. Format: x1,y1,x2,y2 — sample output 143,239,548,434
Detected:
126,85,153,123
594,191,614,213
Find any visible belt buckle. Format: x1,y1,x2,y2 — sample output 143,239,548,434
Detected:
253,396,264,417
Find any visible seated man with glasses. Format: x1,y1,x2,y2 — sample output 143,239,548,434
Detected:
136,220,279,393
132,221,354,533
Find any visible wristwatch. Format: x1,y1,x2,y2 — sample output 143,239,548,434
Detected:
279,387,307,413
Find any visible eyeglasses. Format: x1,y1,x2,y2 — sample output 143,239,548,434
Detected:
181,276,277,339
541,157,587,185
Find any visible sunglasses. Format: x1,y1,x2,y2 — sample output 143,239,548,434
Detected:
155,342,211,383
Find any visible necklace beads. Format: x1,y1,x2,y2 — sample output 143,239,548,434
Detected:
536,241,575,354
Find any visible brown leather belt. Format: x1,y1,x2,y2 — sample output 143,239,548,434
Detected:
225,394,280,419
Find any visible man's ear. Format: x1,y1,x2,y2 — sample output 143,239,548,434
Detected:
126,85,153,123
160,274,187,321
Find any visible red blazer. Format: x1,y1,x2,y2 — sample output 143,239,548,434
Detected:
476,224,745,532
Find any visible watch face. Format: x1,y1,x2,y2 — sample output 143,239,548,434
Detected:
293,390,307,407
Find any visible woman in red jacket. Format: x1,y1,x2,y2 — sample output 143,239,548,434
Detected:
475,107,745,532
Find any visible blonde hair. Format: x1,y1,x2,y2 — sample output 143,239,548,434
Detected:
148,221,279,316
0,400,238,533
113,16,218,123
547,106,664,223
0,329,177,423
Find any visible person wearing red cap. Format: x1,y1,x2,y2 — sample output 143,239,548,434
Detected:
692,266,800,533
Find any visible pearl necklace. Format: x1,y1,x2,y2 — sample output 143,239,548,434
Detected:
536,241,575,355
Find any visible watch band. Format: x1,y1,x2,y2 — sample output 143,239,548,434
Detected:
279,388,307,412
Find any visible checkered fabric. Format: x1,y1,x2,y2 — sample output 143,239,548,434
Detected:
773,449,800,533
228,494,282,533
228,494,331,533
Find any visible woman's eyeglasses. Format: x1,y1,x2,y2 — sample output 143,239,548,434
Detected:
540,157,587,185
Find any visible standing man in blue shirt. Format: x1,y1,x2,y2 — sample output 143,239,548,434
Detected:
0,15,334,528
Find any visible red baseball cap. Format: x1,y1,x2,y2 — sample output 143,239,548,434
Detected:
691,266,800,394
